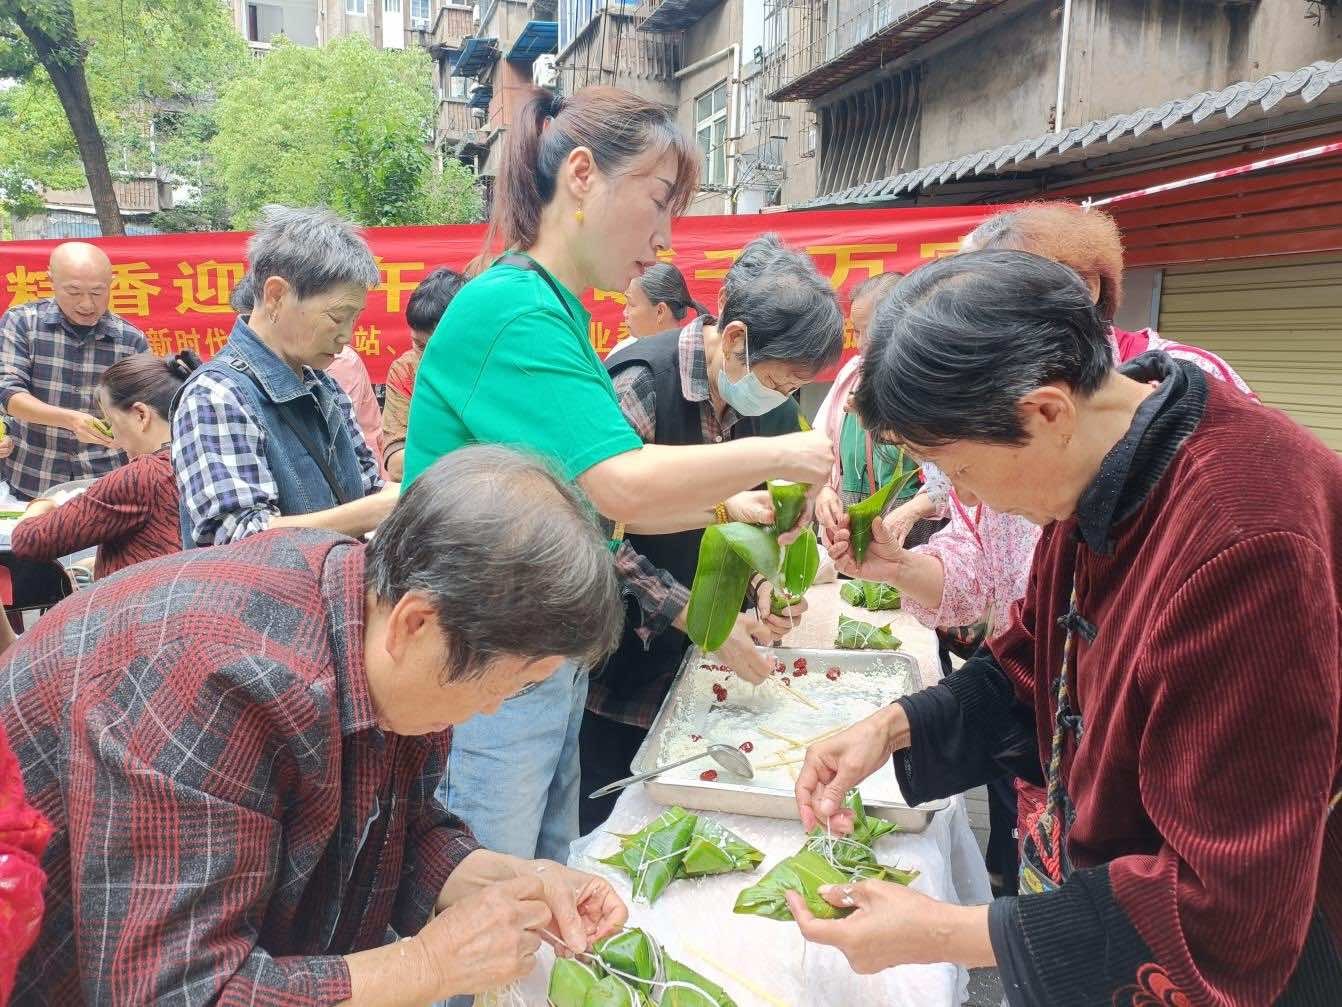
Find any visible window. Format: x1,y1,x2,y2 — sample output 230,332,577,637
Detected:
695,81,728,188
410,0,430,19
346,0,366,14
447,70,468,100
383,0,400,10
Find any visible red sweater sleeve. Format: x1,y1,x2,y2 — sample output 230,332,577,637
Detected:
1000,530,1340,1006
1111,531,1338,1003
0,720,51,1004
9,460,152,563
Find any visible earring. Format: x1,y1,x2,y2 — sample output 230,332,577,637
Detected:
575,207,585,224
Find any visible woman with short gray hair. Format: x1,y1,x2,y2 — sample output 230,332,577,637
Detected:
172,205,398,547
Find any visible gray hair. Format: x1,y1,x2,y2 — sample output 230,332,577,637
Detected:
246,205,381,302
229,272,255,314
854,250,1112,448
719,234,843,373
364,445,622,682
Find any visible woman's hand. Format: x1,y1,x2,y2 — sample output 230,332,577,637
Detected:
723,490,773,526
526,860,627,955
713,619,773,685
827,513,910,585
815,485,844,537
435,852,627,956
19,498,56,521
753,580,806,640
775,430,835,486
795,705,908,831
785,880,994,972
0,435,14,460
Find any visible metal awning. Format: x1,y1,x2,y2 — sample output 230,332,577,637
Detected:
508,20,558,61
452,36,499,77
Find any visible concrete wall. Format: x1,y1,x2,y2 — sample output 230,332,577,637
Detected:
678,0,744,216
912,0,1058,168
1065,0,1342,129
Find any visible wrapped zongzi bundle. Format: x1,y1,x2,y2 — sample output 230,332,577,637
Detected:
583,976,649,1007
839,579,901,611
592,930,658,997
804,791,912,880
601,808,761,898
661,958,736,1007
548,957,603,1007
732,847,851,922
834,614,901,651
681,815,764,877
599,809,694,904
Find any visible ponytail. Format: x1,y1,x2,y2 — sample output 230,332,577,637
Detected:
633,262,708,322
486,86,698,255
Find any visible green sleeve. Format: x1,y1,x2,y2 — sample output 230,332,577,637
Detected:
462,308,643,481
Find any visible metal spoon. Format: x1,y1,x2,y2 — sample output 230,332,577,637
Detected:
587,743,754,799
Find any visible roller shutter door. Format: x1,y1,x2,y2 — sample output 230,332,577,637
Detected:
1158,253,1342,451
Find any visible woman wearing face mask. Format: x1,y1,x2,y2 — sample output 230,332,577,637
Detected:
12,350,199,579
402,87,835,865
580,233,844,831
612,261,709,353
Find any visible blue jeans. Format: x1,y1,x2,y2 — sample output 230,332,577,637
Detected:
438,661,587,862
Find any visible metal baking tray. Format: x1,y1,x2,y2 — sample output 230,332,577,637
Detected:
631,645,947,833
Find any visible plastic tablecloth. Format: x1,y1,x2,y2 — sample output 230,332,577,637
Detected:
501,782,992,1006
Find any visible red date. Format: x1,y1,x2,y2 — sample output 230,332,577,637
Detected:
826,667,842,681
793,657,808,671
690,734,702,742
712,684,728,702
739,741,754,753
700,769,718,782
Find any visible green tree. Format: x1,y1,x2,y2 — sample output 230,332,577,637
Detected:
0,0,247,233
212,35,482,227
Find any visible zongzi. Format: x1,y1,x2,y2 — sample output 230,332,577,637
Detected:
732,847,851,922
834,614,901,651
839,579,901,611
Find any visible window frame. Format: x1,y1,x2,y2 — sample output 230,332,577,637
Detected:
695,80,729,188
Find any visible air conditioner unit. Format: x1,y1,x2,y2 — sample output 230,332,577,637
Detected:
533,54,558,89
411,16,429,29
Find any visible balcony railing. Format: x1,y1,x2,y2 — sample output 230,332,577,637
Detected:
247,41,273,59
432,3,475,52
635,0,720,33
438,98,480,139
767,0,1007,102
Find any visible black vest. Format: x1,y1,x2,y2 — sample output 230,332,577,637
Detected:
598,329,799,704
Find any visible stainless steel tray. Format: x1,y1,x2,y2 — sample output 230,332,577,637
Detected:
631,645,947,832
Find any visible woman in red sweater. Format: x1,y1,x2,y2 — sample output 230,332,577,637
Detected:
11,351,199,579
803,250,1341,1005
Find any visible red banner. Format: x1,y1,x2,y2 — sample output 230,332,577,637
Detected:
0,207,990,383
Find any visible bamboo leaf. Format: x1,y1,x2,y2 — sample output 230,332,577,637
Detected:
780,527,820,597
685,526,753,651
767,479,807,536
834,614,902,651
845,448,922,563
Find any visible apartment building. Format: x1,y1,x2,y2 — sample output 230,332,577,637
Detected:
231,0,438,55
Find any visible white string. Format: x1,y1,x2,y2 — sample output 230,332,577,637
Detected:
631,841,692,901
541,927,723,1005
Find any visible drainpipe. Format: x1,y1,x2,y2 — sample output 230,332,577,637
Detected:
1054,0,1073,133
673,44,740,213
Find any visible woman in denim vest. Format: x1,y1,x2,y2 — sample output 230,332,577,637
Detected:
171,206,397,548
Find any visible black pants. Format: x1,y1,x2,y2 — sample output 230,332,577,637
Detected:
578,711,651,835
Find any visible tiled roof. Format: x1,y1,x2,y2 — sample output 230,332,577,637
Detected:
802,58,1342,208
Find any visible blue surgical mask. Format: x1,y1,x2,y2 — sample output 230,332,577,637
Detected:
716,334,788,416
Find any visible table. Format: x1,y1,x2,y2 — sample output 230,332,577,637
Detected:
505,581,992,1006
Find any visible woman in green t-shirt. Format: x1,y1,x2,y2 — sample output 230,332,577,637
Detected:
403,86,836,868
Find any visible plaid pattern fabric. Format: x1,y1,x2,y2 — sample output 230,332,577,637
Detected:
1,530,478,1005
0,299,147,499
173,369,382,546
589,318,746,728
